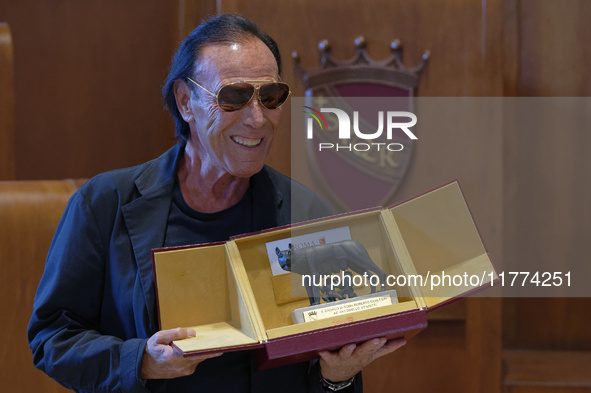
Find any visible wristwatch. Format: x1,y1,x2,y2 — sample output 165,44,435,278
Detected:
319,373,355,391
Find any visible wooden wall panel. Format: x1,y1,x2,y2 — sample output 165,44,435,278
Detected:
0,1,181,180
503,0,591,351
179,0,217,40
503,350,591,388
501,0,591,391
515,0,591,97
506,389,591,393
0,22,15,180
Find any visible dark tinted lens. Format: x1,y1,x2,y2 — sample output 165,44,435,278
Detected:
258,83,290,109
217,83,255,111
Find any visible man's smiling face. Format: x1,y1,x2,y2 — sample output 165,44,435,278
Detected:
184,38,283,179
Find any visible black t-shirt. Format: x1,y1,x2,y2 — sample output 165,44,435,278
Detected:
164,178,254,247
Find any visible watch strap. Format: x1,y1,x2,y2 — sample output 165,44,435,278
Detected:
319,373,355,391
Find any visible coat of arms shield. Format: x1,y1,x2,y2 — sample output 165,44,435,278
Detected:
292,37,429,213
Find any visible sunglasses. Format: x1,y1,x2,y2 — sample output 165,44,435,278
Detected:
187,78,291,112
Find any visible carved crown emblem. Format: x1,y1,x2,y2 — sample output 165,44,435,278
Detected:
291,37,430,213
293,36,429,92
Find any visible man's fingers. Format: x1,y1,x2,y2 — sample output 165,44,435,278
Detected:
339,343,356,358
318,337,407,383
352,337,387,357
153,327,197,345
322,337,403,361
373,338,406,359
142,328,225,380
354,337,405,360
318,343,356,363
318,350,334,363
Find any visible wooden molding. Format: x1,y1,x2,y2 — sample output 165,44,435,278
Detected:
504,350,591,387
0,22,15,180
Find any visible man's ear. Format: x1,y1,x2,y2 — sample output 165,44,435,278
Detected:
174,79,194,123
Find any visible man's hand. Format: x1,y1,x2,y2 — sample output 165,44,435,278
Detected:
140,327,222,380
319,337,406,382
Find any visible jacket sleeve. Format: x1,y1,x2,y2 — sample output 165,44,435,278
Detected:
27,191,150,393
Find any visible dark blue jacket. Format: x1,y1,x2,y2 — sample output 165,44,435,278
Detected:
27,143,355,392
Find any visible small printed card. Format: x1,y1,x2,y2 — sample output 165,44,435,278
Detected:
291,290,399,323
265,227,352,276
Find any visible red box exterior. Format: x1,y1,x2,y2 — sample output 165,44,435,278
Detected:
255,308,428,370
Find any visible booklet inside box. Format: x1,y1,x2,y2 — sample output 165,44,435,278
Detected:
152,181,496,358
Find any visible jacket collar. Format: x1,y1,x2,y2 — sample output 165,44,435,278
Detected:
250,166,289,231
134,142,183,196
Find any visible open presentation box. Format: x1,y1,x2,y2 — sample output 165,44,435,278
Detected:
152,180,497,369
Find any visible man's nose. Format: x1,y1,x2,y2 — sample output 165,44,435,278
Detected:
242,95,266,128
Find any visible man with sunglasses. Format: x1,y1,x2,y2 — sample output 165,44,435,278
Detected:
28,14,405,393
